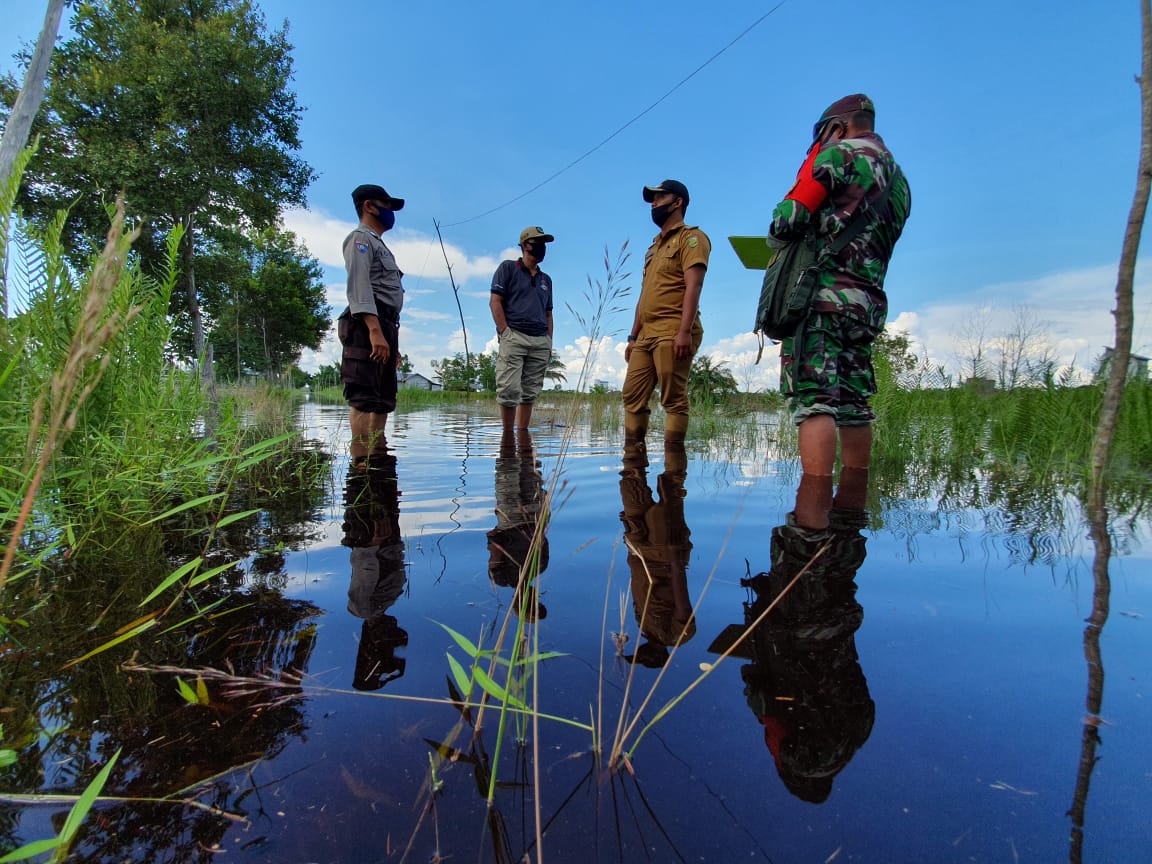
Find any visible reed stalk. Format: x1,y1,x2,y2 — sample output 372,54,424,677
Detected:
1,195,142,591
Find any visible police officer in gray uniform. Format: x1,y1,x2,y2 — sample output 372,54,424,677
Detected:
339,183,405,461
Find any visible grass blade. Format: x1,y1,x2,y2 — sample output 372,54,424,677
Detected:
187,560,240,588
433,620,481,658
0,838,60,862
142,493,227,526
214,508,261,529
57,748,121,855
473,666,527,711
60,621,156,669
445,654,473,700
176,678,197,704
139,558,202,606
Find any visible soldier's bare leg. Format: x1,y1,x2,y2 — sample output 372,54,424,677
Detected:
794,472,833,530
838,425,872,469
797,414,836,475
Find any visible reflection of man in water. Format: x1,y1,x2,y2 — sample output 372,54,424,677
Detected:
721,468,873,802
619,443,694,667
486,430,549,621
341,454,408,690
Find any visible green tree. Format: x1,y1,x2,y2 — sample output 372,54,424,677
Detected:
545,350,567,386
3,0,315,374
688,354,738,404
312,362,341,390
199,226,327,380
432,352,496,392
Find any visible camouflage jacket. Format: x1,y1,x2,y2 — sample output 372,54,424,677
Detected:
769,132,911,330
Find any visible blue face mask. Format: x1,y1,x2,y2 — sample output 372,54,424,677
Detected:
374,206,396,231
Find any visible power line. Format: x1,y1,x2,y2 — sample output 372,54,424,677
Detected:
442,1,787,228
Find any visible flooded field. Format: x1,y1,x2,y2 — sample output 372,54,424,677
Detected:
3,402,1150,863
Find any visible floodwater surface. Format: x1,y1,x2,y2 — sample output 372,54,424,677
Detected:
2,402,1150,863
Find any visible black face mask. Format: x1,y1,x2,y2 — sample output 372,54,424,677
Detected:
650,201,678,228
525,242,546,261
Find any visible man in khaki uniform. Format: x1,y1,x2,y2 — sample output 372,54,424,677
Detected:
622,179,710,446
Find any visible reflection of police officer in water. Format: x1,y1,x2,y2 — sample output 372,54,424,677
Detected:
619,443,695,668
716,469,874,803
487,430,549,621
342,455,408,690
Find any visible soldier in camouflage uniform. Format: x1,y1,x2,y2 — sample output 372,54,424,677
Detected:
769,94,911,489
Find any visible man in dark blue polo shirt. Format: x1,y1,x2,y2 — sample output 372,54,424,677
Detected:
490,226,555,433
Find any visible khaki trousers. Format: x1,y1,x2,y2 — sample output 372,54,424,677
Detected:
621,331,701,439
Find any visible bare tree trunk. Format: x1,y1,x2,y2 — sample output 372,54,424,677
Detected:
0,0,64,189
180,212,213,387
1067,501,1111,863
0,0,66,314
1090,0,1152,509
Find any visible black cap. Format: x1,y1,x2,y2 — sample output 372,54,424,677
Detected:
351,184,405,211
642,179,690,204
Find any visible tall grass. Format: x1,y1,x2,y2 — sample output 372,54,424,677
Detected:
0,172,310,578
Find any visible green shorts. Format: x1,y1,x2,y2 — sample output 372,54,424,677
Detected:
780,313,880,426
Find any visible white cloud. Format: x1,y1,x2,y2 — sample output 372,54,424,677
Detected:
282,207,517,284
699,331,781,392
402,308,455,322
888,261,1152,381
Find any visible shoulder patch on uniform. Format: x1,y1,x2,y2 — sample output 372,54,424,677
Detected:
355,242,369,254
686,236,699,248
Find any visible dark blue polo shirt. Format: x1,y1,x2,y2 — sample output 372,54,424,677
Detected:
491,259,553,337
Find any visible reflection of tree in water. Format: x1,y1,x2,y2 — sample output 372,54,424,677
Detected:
217,441,333,587
0,444,331,859
869,460,1142,568
618,444,694,667
718,501,874,804
0,587,320,862
486,430,549,621
342,454,408,690
1067,498,1112,863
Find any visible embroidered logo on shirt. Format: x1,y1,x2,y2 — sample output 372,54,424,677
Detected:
687,236,699,248
355,242,369,254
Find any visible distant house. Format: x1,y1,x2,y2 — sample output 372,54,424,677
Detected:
398,371,440,391
1096,348,1150,383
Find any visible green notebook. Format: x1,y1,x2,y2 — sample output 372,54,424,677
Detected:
728,235,776,271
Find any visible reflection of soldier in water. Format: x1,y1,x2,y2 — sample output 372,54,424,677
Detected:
487,430,549,621
619,443,694,668
723,469,874,802
342,454,408,690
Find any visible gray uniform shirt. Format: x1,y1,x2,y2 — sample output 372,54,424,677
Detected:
344,223,404,316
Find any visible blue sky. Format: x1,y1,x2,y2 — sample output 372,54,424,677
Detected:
3,0,1150,388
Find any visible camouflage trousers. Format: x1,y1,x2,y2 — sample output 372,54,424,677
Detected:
780,312,880,426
